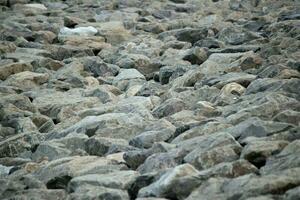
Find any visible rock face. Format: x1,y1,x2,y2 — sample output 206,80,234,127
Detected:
0,0,299,200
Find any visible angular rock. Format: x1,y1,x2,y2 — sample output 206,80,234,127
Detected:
152,98,185,118
138,164,199,199
69,170,138,191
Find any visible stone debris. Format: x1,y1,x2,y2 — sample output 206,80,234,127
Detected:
0,0,299,199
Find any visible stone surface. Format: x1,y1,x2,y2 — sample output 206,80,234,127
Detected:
0,0,299,199
138,164,199,199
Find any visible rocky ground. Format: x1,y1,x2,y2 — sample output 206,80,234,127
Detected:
0,0,300,199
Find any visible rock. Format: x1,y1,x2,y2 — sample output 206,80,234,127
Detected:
34,156,127,184
59,26,98,37
129,119,176,148
31,89,100,123
0,41,17,54
80,56,120,77
138,164,199,199
57,112,147,140
0,164,13,177
188,144,241,170
67,185,129,200
171,121,232,144
116,53,160,75
113,69,146,91
159,65,192,85
241,140,289,168
174,28,208,44
59,35,109,52
24,3,47,10
123,142,174,170
187,169,300,200
182,47,208,65
215,82,246,105
272,110,300,125
0,62,33,80
197,159,258,179
218,26,261,45
227,117,295,142
177,132,239,158
88,21,132,45
0,132,39,157
245,78,300,96
68,170,139,191
4,71,49,91
0,0,299,199
260,150,300,175
32,134,88,161
85,136,129,156
138,148,186,174
152,98,185,118
199,52,252,75
199,72,257,89
284,186,300,200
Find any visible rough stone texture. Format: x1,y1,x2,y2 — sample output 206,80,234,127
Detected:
0,0,299,199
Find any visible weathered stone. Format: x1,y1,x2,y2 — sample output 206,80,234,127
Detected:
152,98,185,118
138,164,199,199
67,185,129,200
85,136,129,156
129,119,176,148
4,71,49,91
68,170,139,191
0,62,33,80
34,156,127,184
189,144,241,170
241,140,289,168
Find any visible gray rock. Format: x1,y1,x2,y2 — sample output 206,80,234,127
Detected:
138,148,186,174
80,56,120,77
218,26,261,45
67,185,129,200
272,110,300,125
159,65,192,85
174,28,208,44
116,53,160,75
129,119,176,148
187,168,300,200
113,69,146,91
152,98,185,118
241,140,289,168
0,132,40,158
138,164,199,199
57,112,147,140
284,186,300,200
227,117,295,141
245,78,300,96
85,136,129,156
3,71,49,91
260,150,300,175
199,72,257,89
187,144,242,170
32,134,88,161
0,164,13,177
34,156,127,184
177,132,239,156
197,159,258,179
171,121,232,144
123,142,174,169
68,170,139,191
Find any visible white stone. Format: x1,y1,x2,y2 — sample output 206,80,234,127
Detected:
59,26,98,37
24,4,47,10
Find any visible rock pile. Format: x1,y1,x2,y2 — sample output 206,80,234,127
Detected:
0,0,299,199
